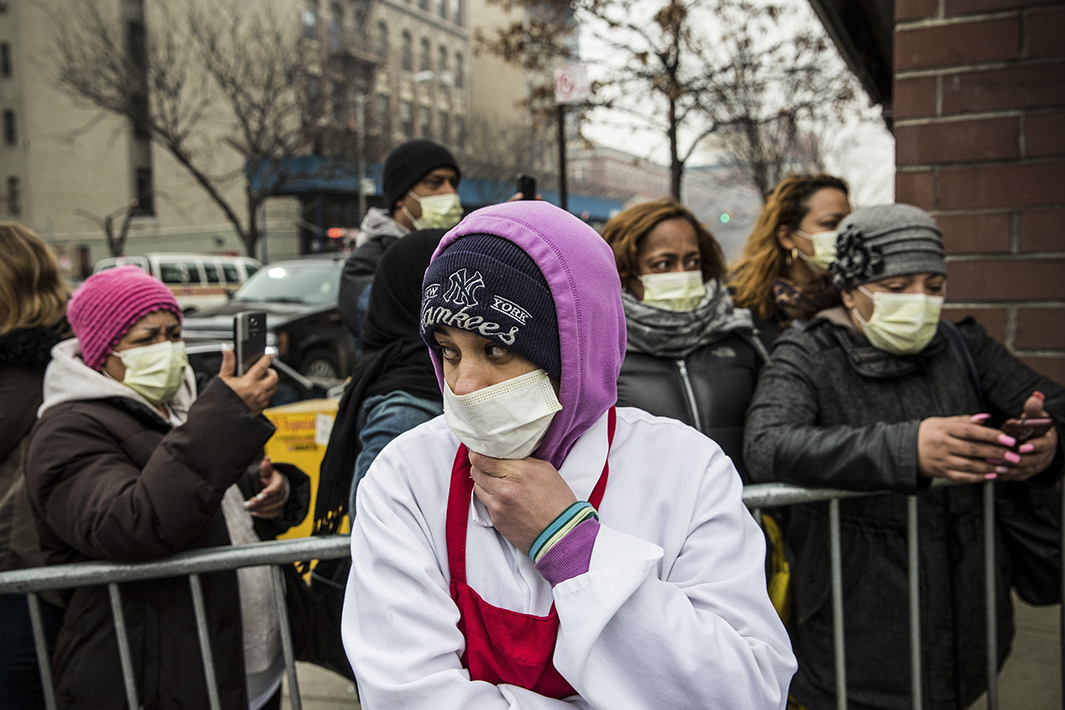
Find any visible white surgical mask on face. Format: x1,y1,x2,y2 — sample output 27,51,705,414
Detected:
443,368,562,460
794,229,838,272
852,285,943,355
112,340,188,404
638,270,706,311
405,191,464,230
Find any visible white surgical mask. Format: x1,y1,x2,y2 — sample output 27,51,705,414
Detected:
112,340,188,404
638,270,706,311
405,191,464,230
443,368,562,460
794,229,838,272
853,286,943,355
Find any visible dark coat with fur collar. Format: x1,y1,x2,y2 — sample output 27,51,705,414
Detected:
745,313,1064,710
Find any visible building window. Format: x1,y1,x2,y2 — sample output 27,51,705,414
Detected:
400,100,413,137
438,45,448,84
375,22,387,58
376,93,390,134
332,81,346,123
451,0,463,25
328,3,343,50
2,110,15,145
455,115,465,150
418,0,429,11
303,1,318,40
5,176,19,215
418,105,431,139
401,31,412,71
307,74,323,118
435,0,447,19
1,42,11,78
438,111,450,144
133,167,155,216
419,38,430,72
454,52,464,88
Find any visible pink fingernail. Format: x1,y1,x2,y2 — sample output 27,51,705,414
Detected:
985,473,998,480
971,413,991,422
998,434,1017,448
995,465,1009,475
1004,451,1021,464
1019,443,1035,453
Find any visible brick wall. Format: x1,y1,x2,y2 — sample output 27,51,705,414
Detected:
893,0,1065,383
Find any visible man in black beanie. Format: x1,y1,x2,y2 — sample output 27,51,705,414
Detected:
339,140,462,356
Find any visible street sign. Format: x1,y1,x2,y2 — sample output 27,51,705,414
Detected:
554,63,591,104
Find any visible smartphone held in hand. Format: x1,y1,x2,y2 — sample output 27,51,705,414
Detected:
234,312,267,376
517,174,537,201
1001,417,1054,446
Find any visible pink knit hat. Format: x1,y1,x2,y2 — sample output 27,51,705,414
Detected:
68,265,183,370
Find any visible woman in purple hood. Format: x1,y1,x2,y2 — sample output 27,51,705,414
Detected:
342,201,795,709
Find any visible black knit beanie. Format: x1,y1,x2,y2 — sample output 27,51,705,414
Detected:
420,233,561,379
383,140,461,210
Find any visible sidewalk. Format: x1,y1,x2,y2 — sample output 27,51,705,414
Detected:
281,596,1061,709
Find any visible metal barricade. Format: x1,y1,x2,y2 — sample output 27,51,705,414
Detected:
1,483,1061,710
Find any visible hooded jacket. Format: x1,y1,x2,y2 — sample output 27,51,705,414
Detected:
344,201,796,709
25,339,308,710
744,312,1065,710
338,207,412,342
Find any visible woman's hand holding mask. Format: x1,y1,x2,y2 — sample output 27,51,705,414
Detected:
218,348,278,416
468,452,577,555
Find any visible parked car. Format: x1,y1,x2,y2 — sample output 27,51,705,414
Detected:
182,256,355,381
93,253,261,314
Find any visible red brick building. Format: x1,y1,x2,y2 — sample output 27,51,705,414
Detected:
811,0,1065,382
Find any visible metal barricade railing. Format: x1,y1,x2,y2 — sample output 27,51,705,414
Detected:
0,483,1061,710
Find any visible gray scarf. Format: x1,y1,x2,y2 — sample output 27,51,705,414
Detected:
623,279,767,360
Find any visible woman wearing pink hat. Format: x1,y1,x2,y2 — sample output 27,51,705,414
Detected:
24,266,309,710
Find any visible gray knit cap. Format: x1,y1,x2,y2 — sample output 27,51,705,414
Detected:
830,204,946,288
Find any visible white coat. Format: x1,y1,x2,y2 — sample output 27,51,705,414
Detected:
342,406,796,709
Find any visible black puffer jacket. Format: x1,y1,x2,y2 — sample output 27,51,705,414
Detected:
744,312,1065,710
617,333,762,479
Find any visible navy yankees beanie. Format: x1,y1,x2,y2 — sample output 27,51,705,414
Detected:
420,233,561,379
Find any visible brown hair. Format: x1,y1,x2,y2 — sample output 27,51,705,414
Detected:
727,174,849,321
0,223,69,335
601,198,725,288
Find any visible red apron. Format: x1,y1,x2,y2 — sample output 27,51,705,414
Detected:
445,407,616,699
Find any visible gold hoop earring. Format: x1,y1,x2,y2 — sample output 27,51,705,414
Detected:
784,248,796,267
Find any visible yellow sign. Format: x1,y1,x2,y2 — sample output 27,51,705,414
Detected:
263,397,347,538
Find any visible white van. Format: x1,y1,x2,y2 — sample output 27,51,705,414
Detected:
93,253,262,314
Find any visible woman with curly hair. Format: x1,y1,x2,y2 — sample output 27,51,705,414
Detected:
744,204,1064,709
728,174,851,345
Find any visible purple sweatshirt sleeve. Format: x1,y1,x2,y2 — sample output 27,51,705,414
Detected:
534,517,601,586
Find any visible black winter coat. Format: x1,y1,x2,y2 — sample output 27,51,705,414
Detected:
744,314,1065,710
26,378,309,710
616,332,762,480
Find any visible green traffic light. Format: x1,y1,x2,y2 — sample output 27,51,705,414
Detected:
720,213,730,224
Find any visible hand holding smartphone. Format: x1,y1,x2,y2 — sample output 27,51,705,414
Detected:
234,312,267,376
1001,418,1054,448
517,174,537,201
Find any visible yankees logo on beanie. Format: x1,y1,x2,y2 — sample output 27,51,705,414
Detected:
420,233,561,379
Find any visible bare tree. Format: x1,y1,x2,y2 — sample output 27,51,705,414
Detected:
478,0,862,200
75,200,139,257
706,0,859,197
49,0,379,257
458,116,557,206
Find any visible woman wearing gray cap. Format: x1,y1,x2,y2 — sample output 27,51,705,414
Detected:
744,204,1064,710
